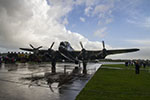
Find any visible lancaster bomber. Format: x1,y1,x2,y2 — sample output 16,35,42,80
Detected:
20,41,139,74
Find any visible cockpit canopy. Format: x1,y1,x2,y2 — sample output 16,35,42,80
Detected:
59,41,74,52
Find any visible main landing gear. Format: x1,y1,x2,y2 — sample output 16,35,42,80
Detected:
79,61,87,74
51,60,56,74
82,61,87,74
51,60,87,75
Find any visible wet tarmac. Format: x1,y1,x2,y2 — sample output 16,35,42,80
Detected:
0,63,101,100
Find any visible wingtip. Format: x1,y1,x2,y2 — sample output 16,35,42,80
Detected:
131,48,140,52
135,48,140,51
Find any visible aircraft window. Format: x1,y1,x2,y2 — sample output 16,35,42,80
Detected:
60,42,64,46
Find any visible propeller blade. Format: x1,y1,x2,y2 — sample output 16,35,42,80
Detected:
102,41,105,49
50,42,55,49
80,42,84,49
78,42,87,61
30,44,34,49
37,46,43,49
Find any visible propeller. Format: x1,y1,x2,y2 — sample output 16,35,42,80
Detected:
37,46,43,49
48,42,55,52
102,41,105,49
96,41,107,59
47,42,56,59
30,44,34,49
29,44,43,50
79,42,88,74
50,42,55,49
29,44,43,54
80,42,84,49
78,42,87,61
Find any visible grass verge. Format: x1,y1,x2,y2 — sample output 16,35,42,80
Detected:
76,64,150,100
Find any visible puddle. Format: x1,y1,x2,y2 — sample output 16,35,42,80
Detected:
0,63,101,100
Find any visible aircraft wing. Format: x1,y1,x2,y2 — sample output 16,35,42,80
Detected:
68,48,139,60
19,48,48,53
20,48,34,52
19,47,139,61
106,48,139,55
69,48,139,56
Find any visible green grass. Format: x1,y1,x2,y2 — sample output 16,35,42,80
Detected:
102,64,128,68
76,64,150,100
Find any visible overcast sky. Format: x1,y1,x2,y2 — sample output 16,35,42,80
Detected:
0,0,150,60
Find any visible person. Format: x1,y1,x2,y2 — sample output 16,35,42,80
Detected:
125,61,128,67
143,62,146,68
0,56,1,65
135,61,140,74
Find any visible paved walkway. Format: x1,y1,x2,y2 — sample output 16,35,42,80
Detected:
0,63,101,100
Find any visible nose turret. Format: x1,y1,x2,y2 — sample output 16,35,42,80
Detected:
59,41,74,52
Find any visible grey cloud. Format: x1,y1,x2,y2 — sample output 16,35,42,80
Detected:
0,0,104,51
0,0,143,60
0,0,32,20
0,0,34,49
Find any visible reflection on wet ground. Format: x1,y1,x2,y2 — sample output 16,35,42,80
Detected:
0,63,101,100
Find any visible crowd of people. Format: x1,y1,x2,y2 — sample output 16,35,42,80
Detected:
125,60,150,74
0,52,50,64
125,60,150,68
